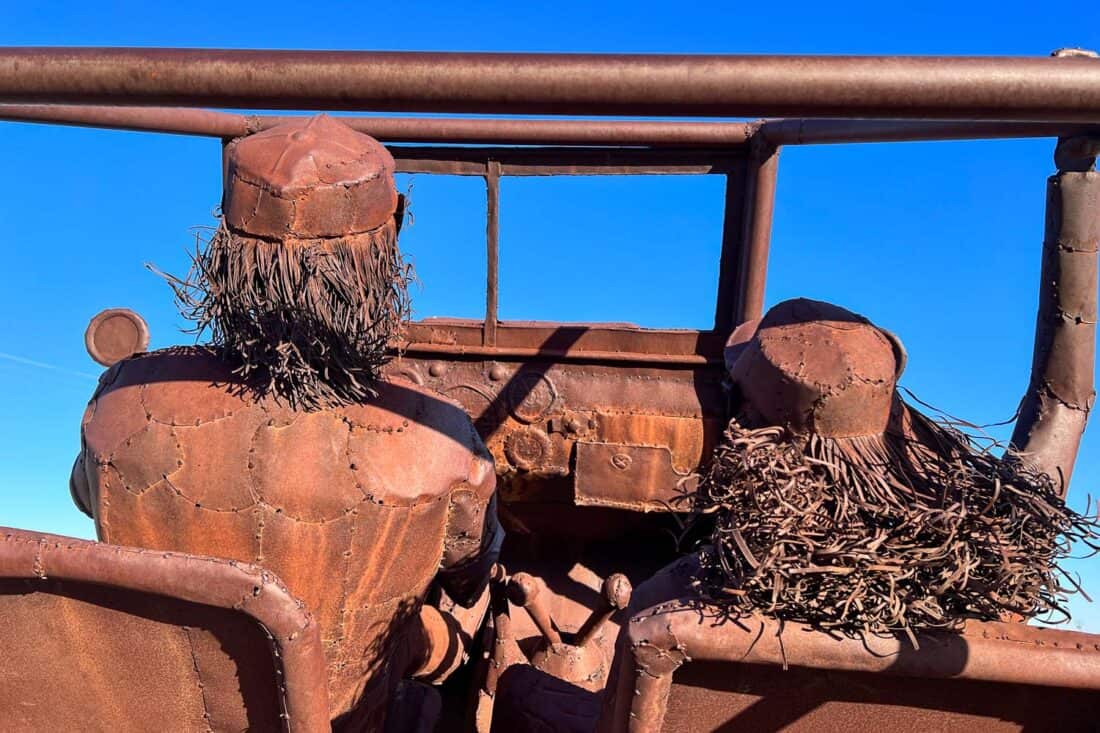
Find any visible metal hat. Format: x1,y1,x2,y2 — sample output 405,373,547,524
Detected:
725,298,907,438
223,114,398,239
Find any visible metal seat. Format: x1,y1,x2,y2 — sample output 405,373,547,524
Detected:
0,527,329,732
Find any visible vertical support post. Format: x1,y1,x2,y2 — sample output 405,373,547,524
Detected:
220,137,233,192
484,160,501,346
734,136,780,326
1010,135,1099,496
713,165,748,337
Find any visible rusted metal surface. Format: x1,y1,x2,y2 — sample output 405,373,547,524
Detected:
407,604,468,684
3,49,1100,121
190,116,410,409
489,569,634,733
0,526,330,732
386,322,725,512
401,340,718,366
0,102,251,136
712,171,749,335
403,320,726,360
574,573,633,649
574,443,694,512
597,555,1100,732
700,298,1098,636
487,530,679,698
729,299,899,436
9,48,1100,733
507,573,564,645
83,308,150,367
1010,137,1099,495
655,664,1100,733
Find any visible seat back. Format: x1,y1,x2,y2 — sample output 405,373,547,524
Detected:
0,527,329,733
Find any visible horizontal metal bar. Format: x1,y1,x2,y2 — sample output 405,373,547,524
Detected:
403,319,726,358
399,341,720,366
4,104,1099,149
0,104,757,146
274,114,756,147
0,103,249,137
2,49,1100,121
761,118,1100,145
391,146,742,176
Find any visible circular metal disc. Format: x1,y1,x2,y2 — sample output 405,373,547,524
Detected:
84,308,150,367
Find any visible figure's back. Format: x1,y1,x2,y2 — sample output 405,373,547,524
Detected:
74,346,497,724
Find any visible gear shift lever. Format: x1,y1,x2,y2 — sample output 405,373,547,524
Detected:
506,571,633,691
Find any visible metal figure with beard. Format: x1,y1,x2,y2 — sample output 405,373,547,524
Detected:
162,113,412,409
71,116,502,731
692,298,1100,640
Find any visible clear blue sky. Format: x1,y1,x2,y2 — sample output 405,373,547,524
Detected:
2,1,1099,628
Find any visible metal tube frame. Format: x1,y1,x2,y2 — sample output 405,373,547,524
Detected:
6,47,1100,340
385,145,750,339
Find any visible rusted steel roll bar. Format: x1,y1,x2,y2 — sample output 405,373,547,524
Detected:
2,48,1100,120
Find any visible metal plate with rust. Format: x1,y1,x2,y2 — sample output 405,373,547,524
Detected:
386,320,725,512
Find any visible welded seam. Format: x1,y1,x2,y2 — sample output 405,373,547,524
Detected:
182,626,216,733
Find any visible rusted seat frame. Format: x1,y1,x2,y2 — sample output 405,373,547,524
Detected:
0,526,331,733
601,597,1100,732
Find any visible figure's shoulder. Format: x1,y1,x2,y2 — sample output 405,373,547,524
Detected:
336,377,494,501
94,346,234,392
90,346,253,422
340,377,483,451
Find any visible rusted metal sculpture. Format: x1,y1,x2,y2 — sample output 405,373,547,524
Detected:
70,115,502,731
2,44,1100,733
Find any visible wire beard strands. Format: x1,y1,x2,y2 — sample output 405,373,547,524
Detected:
692,412,1100,638
160,220,412,410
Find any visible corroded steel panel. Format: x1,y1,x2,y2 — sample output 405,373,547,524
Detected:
0,527,329,733
387,322,725,512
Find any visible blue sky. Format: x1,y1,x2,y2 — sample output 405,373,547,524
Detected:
1,1,1099,628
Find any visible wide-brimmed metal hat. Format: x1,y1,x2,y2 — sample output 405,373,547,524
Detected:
724,298,907,438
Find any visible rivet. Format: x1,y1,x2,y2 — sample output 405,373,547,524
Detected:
428,362,448,377
489,364,507,381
